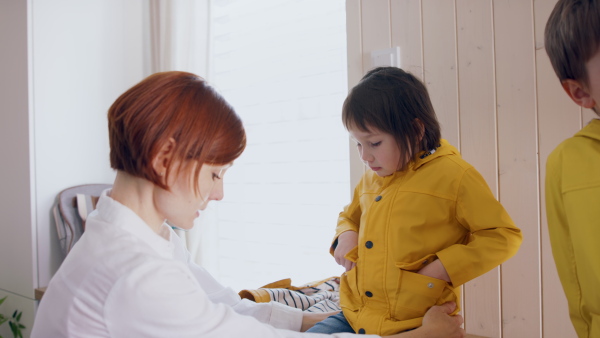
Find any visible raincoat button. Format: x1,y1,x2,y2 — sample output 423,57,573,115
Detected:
365,241,373,249
365,291,373,297
375,195,382,201
427,282,434,288
358,328,366,334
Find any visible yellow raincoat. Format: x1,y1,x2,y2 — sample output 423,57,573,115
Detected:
546,118,600,338
332,139,522,335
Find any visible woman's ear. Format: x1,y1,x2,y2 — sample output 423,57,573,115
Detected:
562,79,596,109
152,138,176,178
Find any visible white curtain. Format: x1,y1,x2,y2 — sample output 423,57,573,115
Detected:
148,0,210,76
147,0,216,270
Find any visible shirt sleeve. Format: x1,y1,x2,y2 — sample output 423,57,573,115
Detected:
104,260,374,338
169,226,304,331
331,176,364,255
436,167,523,286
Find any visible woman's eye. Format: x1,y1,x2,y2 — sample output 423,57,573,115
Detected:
212,173,222,180
355,142,362,148
371,141,382,147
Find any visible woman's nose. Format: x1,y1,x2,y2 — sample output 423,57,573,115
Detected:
210,180,224,201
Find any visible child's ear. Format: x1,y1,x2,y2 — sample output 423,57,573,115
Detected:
152,137,176,178
414,118,425,142
561,79,596,109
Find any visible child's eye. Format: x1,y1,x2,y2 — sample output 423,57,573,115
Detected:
371,141,382,147
355,142,362,148
212,173,222,180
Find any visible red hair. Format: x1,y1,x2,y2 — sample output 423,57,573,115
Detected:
108,71,246,191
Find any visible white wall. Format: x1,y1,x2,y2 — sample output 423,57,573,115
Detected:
0,1,146,336
0,5,37,338
207,0,350,291
32,0,146,288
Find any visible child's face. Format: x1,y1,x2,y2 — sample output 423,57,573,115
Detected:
348,126,402,177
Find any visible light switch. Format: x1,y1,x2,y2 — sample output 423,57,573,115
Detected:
371,47,401,68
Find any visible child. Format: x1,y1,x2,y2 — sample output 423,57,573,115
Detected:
544,1,600,337
307,67,523,335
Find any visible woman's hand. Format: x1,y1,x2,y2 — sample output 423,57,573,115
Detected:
385,302,465,338
300,310,340,332
416,259,451,283
333,231,358,271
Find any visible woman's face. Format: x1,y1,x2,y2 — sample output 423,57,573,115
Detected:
156,162,231,230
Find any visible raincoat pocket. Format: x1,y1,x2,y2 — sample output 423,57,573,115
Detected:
392,269,448,321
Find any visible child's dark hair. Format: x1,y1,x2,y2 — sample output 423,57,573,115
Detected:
545,0,600,86
342,67,441,171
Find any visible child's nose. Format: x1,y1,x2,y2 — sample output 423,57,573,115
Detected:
360,148,373,163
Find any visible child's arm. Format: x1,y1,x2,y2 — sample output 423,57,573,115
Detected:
333,230,358,271
417,259,451,283
435,167,523,287
545,144,600,337
329,177,363,269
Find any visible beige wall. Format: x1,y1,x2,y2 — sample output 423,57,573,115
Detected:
346,1,594,337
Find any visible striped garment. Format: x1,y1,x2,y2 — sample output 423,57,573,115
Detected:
239,277,341,313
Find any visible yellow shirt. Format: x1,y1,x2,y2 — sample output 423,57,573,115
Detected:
546,119,600,338
333,139,522,335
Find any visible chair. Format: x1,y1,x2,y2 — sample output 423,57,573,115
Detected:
52,184,112,255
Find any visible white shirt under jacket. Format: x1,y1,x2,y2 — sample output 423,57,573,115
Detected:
32,190,373,338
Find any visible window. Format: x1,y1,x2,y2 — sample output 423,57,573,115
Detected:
202,0,350,291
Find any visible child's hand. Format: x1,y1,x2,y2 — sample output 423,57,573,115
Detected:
417,259,451,283
333,231,358,271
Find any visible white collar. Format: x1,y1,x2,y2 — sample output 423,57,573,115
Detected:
91,189,174,259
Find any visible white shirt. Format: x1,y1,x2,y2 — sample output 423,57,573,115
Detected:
32,191,372,337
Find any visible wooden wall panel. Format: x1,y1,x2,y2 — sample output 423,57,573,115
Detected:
493,1,541,337
582,108,596,128
536,56,579,338
422,0,460,150
534,0,579,336
421,1,464,323
360,0,391,74
346,0,365,188
390,0,423,79
537,47,579,338
456,1,500,336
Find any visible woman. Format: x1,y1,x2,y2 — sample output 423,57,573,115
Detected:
32,71,464,337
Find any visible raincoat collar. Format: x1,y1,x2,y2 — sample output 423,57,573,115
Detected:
576,118,600,141
411,139,459,171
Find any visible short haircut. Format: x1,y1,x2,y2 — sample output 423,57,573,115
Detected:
108,71,246,192
545,0,600,85
342,67,441,171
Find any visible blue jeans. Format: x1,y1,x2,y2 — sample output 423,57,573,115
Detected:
306,312,355,334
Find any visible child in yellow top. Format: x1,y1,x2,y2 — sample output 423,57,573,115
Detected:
307,67,522,335
544,1,600,337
